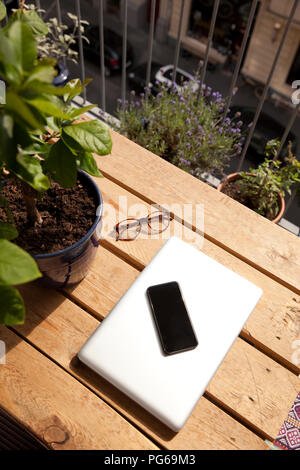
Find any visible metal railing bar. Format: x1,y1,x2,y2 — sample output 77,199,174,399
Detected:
121,0,128,112
277,103,300,157
145,0,156,95
283,188,297,218
223,0,258,120
55,0,66,67
198,0,220,96
75,0,87,103
237,0,300,172
98,0,106,112
55,0,62,28
172,0,185,84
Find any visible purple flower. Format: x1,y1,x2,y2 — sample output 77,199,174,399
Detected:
180,158,191,166
187,130,192,136
186,118,191,124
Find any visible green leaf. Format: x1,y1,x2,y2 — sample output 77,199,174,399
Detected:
63,120,112,155
77,152,102,177
12,154,50,191
23,80,72,96
67,104,96,119
0,223,18,240
0,285,25,325
22,10,48,36
0,115,17,165
25,97,70,119
12,125,51,156
0,1,6,22
0,30,22,84
0,239,41,285
44,139,77,188
63,78,86,103
5,90,45,130
8,21,37,73
24,64,56,85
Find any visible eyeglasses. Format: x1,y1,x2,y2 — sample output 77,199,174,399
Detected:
115,210,171,241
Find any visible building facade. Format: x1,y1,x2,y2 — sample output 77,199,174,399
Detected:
158,0,300,99
95,0,299,99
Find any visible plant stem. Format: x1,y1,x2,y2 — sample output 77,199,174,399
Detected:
20,180,43,225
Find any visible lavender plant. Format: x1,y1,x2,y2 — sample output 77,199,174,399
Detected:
114,78,244,178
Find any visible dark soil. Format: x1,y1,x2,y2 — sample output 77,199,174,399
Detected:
221,180,251,207
220,179,277,221
0,177,97,254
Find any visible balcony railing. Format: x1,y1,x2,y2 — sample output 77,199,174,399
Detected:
11,0,300,233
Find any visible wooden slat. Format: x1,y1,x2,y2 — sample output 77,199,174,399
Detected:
72,176,300,374
0,407,45,450
13,283,268,450
66,250,300,439
0,327,157,450
95,130,300,293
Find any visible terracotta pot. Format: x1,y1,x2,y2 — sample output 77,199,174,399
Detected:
218,172,285,224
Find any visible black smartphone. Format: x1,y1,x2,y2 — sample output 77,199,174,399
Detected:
146,281,198,355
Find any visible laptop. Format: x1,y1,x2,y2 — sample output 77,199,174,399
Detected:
78,237,262,431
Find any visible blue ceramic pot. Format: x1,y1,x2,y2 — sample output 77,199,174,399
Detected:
53,62,70,87
33,171,102,288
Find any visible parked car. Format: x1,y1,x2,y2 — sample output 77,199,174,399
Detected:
230,106,297,162
128,62,162,95
155,65,199,93
72,25,134,77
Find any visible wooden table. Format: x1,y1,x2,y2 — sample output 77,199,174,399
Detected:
1,130,300,450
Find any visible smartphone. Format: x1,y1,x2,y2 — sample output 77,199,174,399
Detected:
146,281,198,355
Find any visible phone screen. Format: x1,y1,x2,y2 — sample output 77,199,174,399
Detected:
147,281,198,355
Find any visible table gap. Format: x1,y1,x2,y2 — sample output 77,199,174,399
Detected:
8,307,274,447
6,326,162,450
99,169,300,296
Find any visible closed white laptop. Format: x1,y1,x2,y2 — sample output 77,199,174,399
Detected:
78,237,262,431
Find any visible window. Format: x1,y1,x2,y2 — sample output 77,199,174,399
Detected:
187,0,256,57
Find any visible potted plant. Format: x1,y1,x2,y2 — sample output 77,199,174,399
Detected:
218,140,300,223
0,3,112,325
8,1,89,87
114,77,244,179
